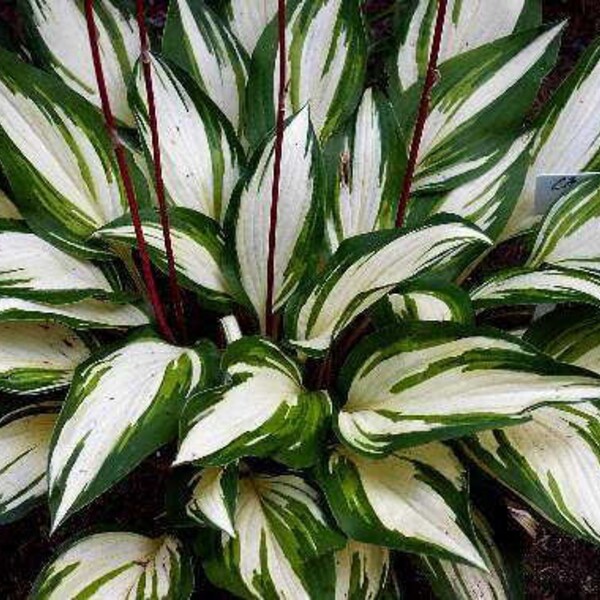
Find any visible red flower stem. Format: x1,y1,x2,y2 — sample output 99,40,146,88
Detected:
395,0,448,228
135,0,186,341
84,0,175,344
265,0,287,338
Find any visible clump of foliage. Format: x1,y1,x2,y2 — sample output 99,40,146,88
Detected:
1,0,600,598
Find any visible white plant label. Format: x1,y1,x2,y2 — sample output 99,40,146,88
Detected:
535,173,600,215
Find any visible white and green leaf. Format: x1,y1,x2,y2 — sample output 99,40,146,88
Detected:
399,24,562,192
385,280,474,325
459,308,600,544
395,0,540,91
0,223,119,303
417,509,523,600
131,55,243,223
286,217,491,354
504,37,600,237
0,402,58,524
48,332,213,529
185,465,238,536
319,443,485,568
22,0,139,126
31,532,193,599
524,305,600,373
0,322,90,395
301,539,391,600
0,49,146,257
528,175,600,273
176,336,331,469
471,267,600,310
227,107,323,332
463,401,600,545
325,88,406,249
0,296,149,330
246,0,367,145
163,0,249,131
204,473,345,599
407,133,533,240
220,0,278,55
330,541,390,600
336,323,600,455
98,207,232,308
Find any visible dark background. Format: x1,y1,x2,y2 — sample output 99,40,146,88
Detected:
0,1,600,598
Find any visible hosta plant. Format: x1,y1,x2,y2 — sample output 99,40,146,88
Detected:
2,0,600,598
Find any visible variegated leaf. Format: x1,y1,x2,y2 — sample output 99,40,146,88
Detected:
331,541,389,600
23,0,139,126
471,267,600,310
204,473,345,599
131,55,243,223
0,402,58,524
463,402,600,545
48,332,213,529
528,175,600,273
325,88,406,249
418,510,522,600
286,217,491,355
336,323,600,455
227,107,323,332
408,133,532,239
0,223,118,303
504,37,600,237
524,306,600,372
163,0,249,131
0,322,90,395
31,532,193,599
176,337,331,469
386,281,473,325
461,308,600,545
246,0,367,145
401,24,562,192
220,0,278,55
0,49,146,257
185,465,237,536
395,0,539,91
0,297,148,329
0,188,22,219
98,208,231,308
319,443,485,568
304,539,390,600
220,314,243,344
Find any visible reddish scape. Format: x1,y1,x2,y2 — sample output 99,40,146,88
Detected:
134,0,187,341
83,0,447,341
265,0,288,338
84,0,175,343
396,0,449,228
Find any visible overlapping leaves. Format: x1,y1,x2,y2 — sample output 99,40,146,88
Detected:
336,323,600,455
176,336,331,469
0,48,147,257
48,331,214,529
32,532,193,599
2,1,600,599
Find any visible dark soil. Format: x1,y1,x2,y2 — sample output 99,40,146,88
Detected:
1,1,600,599
537,0,600,106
